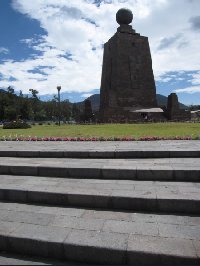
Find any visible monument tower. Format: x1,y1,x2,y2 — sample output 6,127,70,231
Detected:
100,8,158,121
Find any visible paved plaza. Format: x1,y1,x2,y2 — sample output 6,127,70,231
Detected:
1,140,200,153
0,140,199,264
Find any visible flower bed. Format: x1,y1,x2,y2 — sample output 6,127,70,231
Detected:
0,136,193,141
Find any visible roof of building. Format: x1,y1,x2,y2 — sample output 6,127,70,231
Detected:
129,108,164,113
191,110,200,113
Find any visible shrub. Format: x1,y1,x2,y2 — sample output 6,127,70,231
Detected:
38,122,43,125
3,121,31,129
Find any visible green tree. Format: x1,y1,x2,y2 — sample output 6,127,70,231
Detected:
29,89,40,121
7,86,15,95
4,106,17,121
19,99,31,120
60,100,71,121
72,104,81,122
29,89,39,99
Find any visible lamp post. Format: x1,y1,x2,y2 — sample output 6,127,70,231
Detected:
57,86,61,126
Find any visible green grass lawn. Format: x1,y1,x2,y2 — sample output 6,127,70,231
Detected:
0,123,200,139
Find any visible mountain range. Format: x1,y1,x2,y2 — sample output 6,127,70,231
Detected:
76,94,187,111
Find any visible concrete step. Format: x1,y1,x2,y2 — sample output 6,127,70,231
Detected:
0,175,199,214
0,251,73,265
0,157,200,181
0,141,199,264
0,141,200,159
1,150,200,158
0,202,199,265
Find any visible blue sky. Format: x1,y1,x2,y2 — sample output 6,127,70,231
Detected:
0,0,200,105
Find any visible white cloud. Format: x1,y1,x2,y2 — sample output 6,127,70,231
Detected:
0,47,9,54
175,85,200,94
0,0,199,95
190,71,200,85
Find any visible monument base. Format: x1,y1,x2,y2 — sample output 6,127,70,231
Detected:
100,107,166,123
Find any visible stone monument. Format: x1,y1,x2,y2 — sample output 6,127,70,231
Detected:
100,8,160,122
165,93,191,121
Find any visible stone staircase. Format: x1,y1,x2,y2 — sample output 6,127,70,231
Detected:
0,141,199,265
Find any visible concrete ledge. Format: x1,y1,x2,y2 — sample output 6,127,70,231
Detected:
2,224,70,260
170,150,200,158
63,151,89,158
0,202,199,264
174,170,200,181
0,150,200,158
116,150,171,158
0,164,199,181
102,168,137,179
38,167,68,178
0,188,199,214
0,252,69,265
64,229,128,264
127,235,199,265
68,168,102,179
39,151,64,158
0,151,17,157
17,151,40,157
0,227,199,265
9,166,38,176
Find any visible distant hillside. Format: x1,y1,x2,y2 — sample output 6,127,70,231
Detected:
78,94,188,112
82,94,100,111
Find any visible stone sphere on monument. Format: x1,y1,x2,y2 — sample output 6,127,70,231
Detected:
116,8,133,25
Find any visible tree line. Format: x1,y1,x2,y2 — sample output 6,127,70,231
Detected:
0,86,93,122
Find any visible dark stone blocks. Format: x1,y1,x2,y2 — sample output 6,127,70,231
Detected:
100,23,158,122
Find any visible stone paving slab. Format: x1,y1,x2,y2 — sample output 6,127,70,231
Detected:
0,202,199,265
0,141,200,158
0,157,199,181
0,175,199,214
